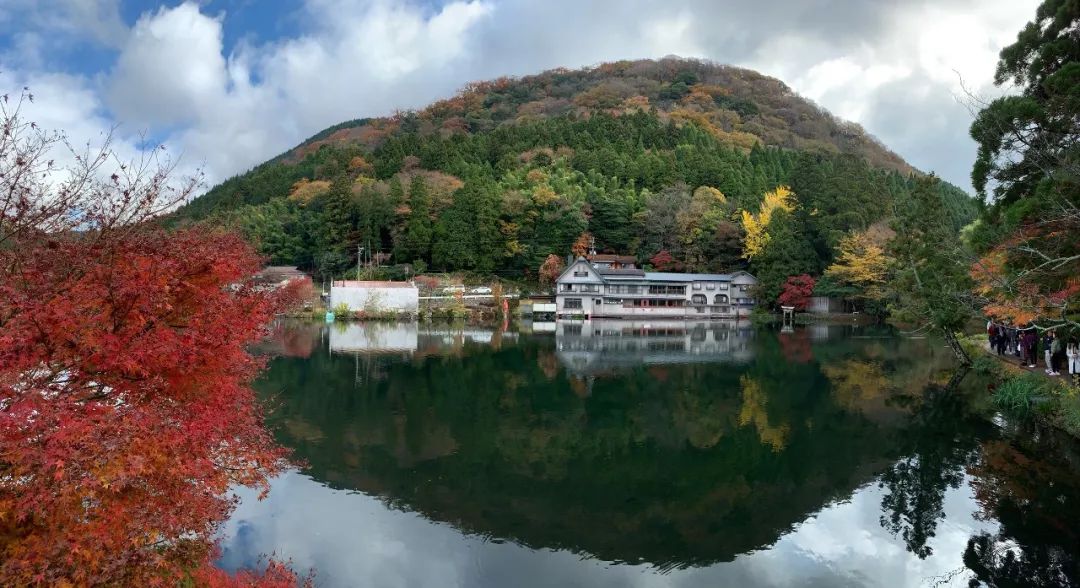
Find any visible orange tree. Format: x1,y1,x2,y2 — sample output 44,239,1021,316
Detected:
0,90,300,584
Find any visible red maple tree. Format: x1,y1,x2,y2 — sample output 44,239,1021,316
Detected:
0,89,300,585
538,254,565,286
649,250,683,271
778,274,816,310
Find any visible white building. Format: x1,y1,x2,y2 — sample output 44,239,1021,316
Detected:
554,256,757,319
329,280,419,314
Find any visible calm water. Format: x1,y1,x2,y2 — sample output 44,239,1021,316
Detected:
218,320,1080,587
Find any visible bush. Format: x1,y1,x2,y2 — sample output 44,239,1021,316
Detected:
992,373,1051,414
971,353,1002,377
1060,394,1080,434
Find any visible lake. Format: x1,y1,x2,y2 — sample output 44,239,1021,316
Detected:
218,320,1080,587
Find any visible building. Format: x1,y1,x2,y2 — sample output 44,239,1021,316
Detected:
554,256,757,319
253,266,308,290
330,280,419,314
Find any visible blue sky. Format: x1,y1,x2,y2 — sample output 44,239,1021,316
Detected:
0,0,1039,191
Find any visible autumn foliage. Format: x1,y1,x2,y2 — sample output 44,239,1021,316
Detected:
538,254,565,286
0,90,298,585
650,249,683,271
741,185,795,259
777,274,816,310
971,222,1080,326
825,229,891,302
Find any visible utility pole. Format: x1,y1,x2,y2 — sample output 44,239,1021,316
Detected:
357,244,364,281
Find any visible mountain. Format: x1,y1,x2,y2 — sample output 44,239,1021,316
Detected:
175,57,976,299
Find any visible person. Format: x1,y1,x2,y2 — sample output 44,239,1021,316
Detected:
1050,331,1065,376
1067,337,1079,384
1043,330,1056,374
1023,328,1038,368
988,322,998,352
996,325,1008,355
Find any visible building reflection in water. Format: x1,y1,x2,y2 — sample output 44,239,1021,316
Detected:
552,319,756,376
325,321,518,357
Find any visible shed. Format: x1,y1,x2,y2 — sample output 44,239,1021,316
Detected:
330,280,419,314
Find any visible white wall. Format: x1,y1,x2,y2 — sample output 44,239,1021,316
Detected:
330,285,419,313
329,323,419,353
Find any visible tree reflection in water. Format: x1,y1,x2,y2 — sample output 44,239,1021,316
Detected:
251,321,1080,581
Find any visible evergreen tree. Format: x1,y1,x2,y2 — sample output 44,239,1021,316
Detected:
396,176,433,263
889,176,975,364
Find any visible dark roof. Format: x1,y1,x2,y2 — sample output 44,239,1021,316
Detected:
588,254,637,264
598,268,646,277
645,272,734,282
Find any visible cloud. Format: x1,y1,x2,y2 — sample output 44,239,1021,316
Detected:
3,0,1042,191
217,470,998,587
108,3,229,126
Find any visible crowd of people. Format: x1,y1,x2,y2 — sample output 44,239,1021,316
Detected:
987,322,1080,379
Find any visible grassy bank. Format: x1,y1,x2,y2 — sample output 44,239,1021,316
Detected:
963,335,1080,437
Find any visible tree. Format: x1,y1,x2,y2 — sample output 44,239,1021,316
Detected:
571,232,593,257
638,183,692,258
397,175,433,263
0,89,297,585
650,249,683,271
825,229,891,306
539,254,564,286
966,0,1080,331
741,185,795,259
970,0,1080,203
751,209,820,305
889,175,975,364
778,274,815,310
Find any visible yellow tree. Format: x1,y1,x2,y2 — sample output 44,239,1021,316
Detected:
825,230,891,302
741,186,795,259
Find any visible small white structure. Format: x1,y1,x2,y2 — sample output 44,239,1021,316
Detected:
329,322,419,354
330,280,418,314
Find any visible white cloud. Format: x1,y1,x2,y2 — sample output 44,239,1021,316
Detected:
107,3,229,126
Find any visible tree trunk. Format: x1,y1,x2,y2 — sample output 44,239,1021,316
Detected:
942,329,971,366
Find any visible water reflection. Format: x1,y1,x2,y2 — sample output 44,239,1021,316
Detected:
554,319,755,376
220,321,1080,587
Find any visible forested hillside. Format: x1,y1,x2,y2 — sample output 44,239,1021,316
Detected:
175,57,976,303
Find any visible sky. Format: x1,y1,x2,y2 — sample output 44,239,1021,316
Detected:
0,0,1040,193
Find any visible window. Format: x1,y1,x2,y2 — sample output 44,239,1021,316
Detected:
706,283,716,291
560,284,575,292
714,294,728,304
648,285,686,295
563,323,582,335
719,284,729,290
696,306,705,314
691,294,707,305
608,284,640,294
625,299,685,308
564,298,582,309
573,271,589,277
693,283,702,290
580,284,599,293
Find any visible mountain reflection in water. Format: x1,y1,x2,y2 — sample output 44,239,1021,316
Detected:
221,321,1080,587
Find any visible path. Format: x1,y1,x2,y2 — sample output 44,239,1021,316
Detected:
981,340,1075,384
